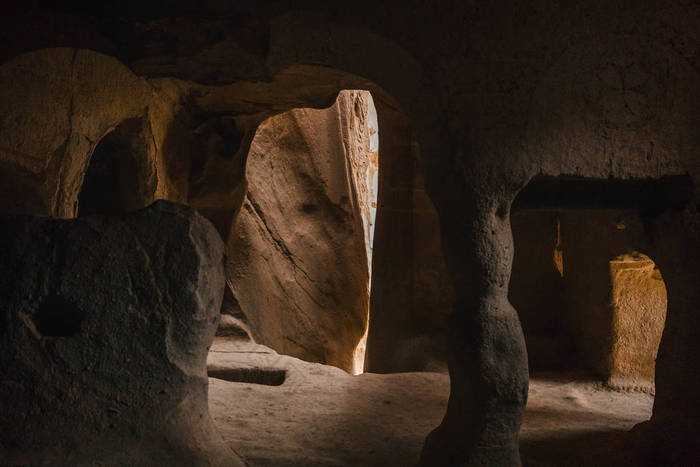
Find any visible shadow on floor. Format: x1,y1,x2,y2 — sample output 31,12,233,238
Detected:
520,428,648,467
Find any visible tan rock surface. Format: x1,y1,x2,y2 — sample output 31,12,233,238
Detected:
207,337,654,467
0,48,191,218
226,91,374,373
608,254,667,391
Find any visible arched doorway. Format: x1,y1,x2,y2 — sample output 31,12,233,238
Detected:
509,176,678,464
77,118,155,216
210,90,377,375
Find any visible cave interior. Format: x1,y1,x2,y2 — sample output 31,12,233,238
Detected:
0,1,699,466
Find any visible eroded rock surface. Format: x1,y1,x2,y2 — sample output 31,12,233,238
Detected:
0,48,192,218
609,253,667,390
0,201,241,466
226,91,374,373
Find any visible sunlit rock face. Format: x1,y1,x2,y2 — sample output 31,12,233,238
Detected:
608,253,667,390
225,91,375,373
0,201,241,466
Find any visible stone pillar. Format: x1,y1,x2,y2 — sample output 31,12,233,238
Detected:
419,184,528,466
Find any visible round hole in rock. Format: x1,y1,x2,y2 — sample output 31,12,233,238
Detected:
33,294,84,337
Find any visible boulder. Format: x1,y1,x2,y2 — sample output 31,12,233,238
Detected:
226,91,373,373
0,201,241,466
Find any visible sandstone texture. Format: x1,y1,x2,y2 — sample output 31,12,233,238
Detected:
226,91,373,373
608,253,667,390
0,201,241,466
0,48,192,218
207,336,655,467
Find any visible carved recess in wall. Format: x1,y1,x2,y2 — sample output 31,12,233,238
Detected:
526,34,699,180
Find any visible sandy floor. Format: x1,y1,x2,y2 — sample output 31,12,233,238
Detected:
208,338,654,466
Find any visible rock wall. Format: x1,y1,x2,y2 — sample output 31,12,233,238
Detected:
341,91,377,265
226,91,373,373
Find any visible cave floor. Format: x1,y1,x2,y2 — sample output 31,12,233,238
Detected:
207,338,654,466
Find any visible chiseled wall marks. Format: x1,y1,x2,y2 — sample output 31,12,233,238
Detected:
609,253,667,390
